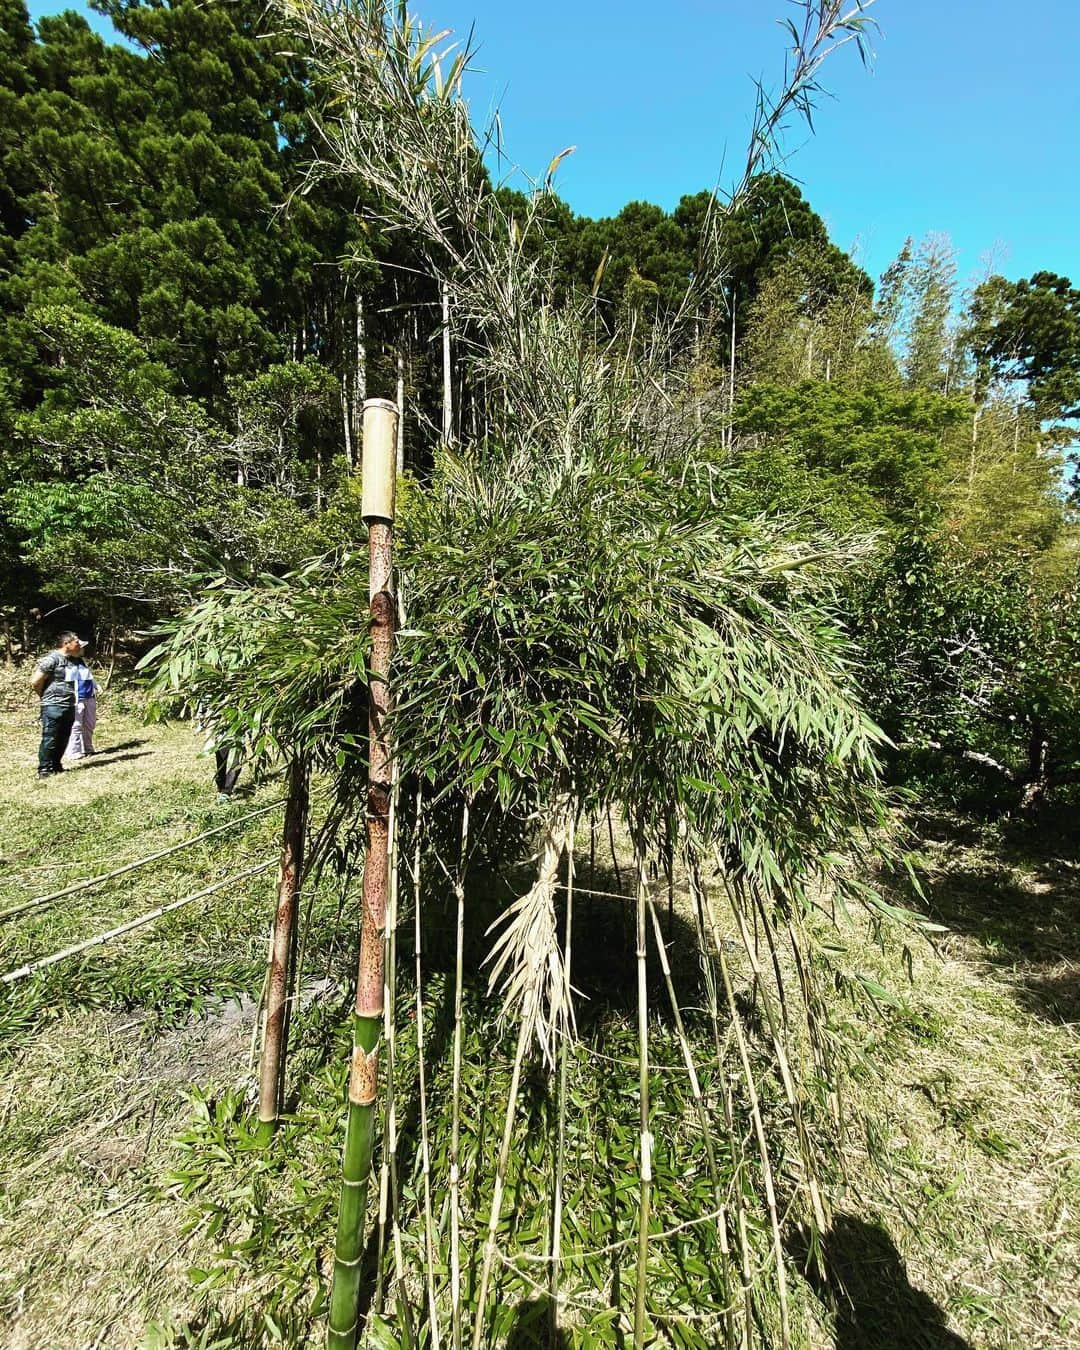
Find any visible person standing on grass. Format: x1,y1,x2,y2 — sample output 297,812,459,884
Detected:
64,646,97,760
214,744,242,801
29,631,84,778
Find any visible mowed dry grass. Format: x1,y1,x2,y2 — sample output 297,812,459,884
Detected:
0,668,281,1349
0,663,1076,1347
812,845,1080,1349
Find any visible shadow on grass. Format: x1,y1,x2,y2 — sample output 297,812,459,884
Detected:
70,749,153,770
407,851,706,1031
506,1295,570,1348
794,1213,969,1350
913,812,1079,1023
88,737,148,755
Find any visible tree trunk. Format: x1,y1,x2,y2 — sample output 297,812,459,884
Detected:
1020,722,1050,812
258,756,309,1135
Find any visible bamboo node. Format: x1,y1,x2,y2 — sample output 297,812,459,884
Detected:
348,1038,381,1105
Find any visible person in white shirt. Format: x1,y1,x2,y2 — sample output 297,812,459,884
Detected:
63,642,97,760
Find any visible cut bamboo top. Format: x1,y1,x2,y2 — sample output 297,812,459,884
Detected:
361,398,399,523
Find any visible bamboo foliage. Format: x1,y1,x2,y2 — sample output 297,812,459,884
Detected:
138,1,925,1342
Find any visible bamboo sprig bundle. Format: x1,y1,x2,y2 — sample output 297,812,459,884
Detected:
142,3,913,1341
471,798,576,1344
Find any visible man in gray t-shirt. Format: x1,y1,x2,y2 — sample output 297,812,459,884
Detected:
31,632,85,778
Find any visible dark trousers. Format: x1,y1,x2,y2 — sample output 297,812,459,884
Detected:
215,747,241,795
39,704,75,774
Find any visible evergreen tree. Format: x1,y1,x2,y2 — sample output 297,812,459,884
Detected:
968,270,1080,421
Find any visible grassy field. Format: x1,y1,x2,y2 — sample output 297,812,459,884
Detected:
0,667,1076,1348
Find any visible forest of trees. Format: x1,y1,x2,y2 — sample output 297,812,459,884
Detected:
1,0,1077,810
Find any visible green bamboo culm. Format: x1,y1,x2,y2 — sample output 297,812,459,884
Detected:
327,400,399,1349
327,1011,381,1349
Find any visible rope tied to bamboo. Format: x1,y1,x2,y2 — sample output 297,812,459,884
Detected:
0,799,284,923
1,859,276,984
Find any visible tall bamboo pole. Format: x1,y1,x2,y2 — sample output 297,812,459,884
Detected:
258,755,309,1136
327,397,399,1350
441,281,453,444
448,800,470,1350
549,826,575,1331
633,850,652,1348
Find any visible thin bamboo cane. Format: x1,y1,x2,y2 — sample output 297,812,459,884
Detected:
471,1016,531,1350
606,805,623,882
0,800,283,922
646,887,738,1348
383,780,412,1332
549,814,576,1331
727,881,828,1235
645,893,722,1188
258,756,309,1136
788,908,842,1133
665,831,674,944
327,398,398,1350
707,892,792,1349
687,857,752,1348
2,861,275,984
633,852,652,1349
248,962,270,1075
448,800,470,1350
411,788,442,1349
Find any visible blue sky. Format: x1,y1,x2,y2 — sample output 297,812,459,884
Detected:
27,0,1080,291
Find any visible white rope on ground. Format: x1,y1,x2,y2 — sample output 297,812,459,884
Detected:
0,799,284,923
1,860,276,984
